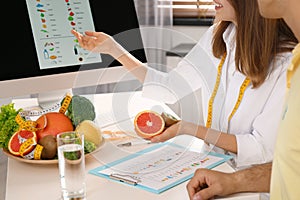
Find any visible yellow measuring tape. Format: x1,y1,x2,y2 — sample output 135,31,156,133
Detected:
59,93,72,114
228,77,250,122
15,114,39,132
205,53,251,129
206,53,226,128
33,144,44,160
19,137,36,157
15,93,73,132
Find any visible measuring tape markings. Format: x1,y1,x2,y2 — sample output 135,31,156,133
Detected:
59,93,72,114
19,137,37,157
33,144,44,160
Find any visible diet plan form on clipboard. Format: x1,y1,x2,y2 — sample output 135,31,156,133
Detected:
89,141,232,194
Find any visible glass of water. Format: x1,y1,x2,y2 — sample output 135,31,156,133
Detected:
57,131,86,200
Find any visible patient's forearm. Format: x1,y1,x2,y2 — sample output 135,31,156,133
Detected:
232,162,272,193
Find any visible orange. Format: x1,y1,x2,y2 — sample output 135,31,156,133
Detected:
35,112,74,141
8,130,37,156
134,110,165,139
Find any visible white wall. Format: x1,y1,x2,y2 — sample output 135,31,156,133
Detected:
165,25,209,123
171,25,209,46
166,25,209,68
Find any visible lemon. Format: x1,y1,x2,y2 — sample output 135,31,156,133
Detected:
75,120,103,146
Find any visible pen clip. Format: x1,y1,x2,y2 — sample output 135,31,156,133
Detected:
117,140,151,147
117,142,132,147
109,173,140,186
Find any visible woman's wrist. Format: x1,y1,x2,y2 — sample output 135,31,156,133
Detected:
180,121,207,139
203,128,222,145
110,41,128,59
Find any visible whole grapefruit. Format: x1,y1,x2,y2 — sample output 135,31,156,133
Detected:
35,112,74,141
134,110,165,139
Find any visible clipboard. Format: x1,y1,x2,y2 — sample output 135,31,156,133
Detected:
89,142,232,194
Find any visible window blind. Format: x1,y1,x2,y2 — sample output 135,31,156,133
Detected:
171,0,215,18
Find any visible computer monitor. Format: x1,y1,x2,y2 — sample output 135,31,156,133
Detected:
1,0,146,106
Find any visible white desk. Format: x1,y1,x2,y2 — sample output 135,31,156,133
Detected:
5,91,260,200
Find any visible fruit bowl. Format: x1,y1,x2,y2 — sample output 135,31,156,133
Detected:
2,136,105,165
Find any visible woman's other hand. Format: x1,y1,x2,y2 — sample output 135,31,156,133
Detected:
150,121,181,143
150,121,204,143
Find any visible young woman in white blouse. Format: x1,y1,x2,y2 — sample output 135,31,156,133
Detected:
71,0,297,168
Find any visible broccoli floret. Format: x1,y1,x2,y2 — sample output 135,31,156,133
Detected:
62,140,96,159
84,140,97,154
63,151,82,161
63,95,96,127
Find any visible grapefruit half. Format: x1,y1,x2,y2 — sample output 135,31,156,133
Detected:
134,110,165,139
8,130,37,156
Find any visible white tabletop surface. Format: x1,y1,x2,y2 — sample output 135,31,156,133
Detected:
5,91,260,200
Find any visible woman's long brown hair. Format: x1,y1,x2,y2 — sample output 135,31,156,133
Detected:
212,0,298,88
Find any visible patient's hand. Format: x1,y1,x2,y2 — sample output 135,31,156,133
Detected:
187,168,237,200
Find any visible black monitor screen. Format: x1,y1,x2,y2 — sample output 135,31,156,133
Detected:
3,0,146,82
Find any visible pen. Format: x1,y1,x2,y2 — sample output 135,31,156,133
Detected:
109,174,139,186
117,140,152,147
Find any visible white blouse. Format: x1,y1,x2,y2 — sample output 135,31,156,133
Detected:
142,23,293,168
